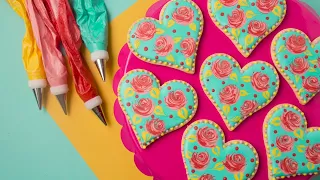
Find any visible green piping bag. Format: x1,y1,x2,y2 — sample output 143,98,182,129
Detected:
70,0,108,81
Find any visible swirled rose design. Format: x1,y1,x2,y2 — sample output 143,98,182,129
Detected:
251,72,270,92
286,35,307,54
290,58,309,75
190,152,210,170
132,98,154,117
135,22,156,41
280,111,301,132
223,154,246,173
131,75,153,94
257,0,278,13
248,21,267,37
146,119,165,136
172,6,194,25
197,127,219,148
305,144,320,164
228,9,246,28
164,90,187,110
154,36,174,56
219,85,240,105
180,38,196,57
279,158,298,175
211,59,233,79
241,100,258,117
276,135,295,152
303,77,320,93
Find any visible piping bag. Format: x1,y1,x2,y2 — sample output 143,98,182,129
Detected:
70,0,109,82
26,0,69,114
29,0,106,125
7,0,47,110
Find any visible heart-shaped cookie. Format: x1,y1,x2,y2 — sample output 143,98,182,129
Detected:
118,69,198,148
200,53,279,131
263,104,320,179
271,28,320,105
208,0,286,57
127,0,203,74
182,120,259,179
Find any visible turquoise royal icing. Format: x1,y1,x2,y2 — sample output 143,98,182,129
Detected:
118,69,198,148
70,0,108,53
182,120,259,179
264,104,320,179
208,0,286,57
200,53,279,131
127,0,203,74
272,28,320,105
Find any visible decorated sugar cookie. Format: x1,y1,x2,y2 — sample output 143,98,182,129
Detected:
271,28,320,105
117,69,198,148
182,120,259,179
127,0,203,74
263,104,320,179
200,53,279,130
208,0,286,57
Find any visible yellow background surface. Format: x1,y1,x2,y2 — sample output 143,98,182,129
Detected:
45,0,157,179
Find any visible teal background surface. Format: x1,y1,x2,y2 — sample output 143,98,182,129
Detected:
0,0,136,179
0,0,319,180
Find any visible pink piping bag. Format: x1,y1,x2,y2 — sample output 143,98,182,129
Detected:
26,0,69,114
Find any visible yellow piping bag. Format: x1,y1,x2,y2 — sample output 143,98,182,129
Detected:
7,0,47,110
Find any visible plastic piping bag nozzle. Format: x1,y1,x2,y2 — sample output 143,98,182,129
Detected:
32,88,43,110
95,59,106,82
92,105,107,126
55,94,67,115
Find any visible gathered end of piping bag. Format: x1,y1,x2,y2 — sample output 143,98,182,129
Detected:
90,50,109,62
50,84,69,95
26,0,68,88
28,79,47,89
7,0,46,81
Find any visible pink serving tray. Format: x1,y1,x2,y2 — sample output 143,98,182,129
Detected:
113,0,320,179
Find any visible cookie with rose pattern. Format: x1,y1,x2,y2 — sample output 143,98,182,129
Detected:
264,104,320,179
271,28,320,105
182,120,259,179
208,0,286,57
200,53,279,130
118,69,198,148
127,0,204,74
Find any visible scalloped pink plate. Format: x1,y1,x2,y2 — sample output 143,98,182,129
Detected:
113,0,320,179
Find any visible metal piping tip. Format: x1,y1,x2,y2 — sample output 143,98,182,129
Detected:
95,59,106,82
32,88,43,110
55,94,67,115
92,106,107,126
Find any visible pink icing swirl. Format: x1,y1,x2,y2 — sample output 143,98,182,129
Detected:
241,100,258,117
219,85,240,105
135,22,156,41
146,118,165,136
251,72,270,92
286,35,307,54
279,158,298,175
219,0,238,7
180,38,196,58
276,135,295,152
172,6,194,25
190,152,210,170
131,75,153,94
248,21,267,37
305,144,320,164
280,111,301,132
211,59,233,79
228,9,246,29
257,0,278,13
223,154,246,173
132,98,154,117
290,57,309,75
303,76,320,93
197,127,219,148
165,90,187,110
154,36,174,56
